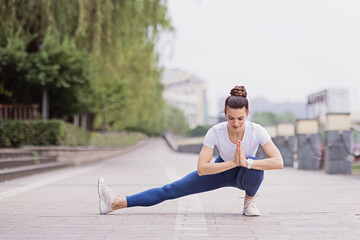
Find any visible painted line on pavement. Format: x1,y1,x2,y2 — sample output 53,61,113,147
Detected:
163,166,209,237
0,166,96,200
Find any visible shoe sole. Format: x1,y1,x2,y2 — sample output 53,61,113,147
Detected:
97,178,107,214
243,209,260,217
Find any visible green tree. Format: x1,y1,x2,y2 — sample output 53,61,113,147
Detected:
0,0,173,135
277,112,296,123
92,79,128,131
163,105,189,135
252,112,278,126
252,111,297,126
0,32,91,117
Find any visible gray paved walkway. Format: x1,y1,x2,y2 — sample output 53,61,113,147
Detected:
0,138,359,240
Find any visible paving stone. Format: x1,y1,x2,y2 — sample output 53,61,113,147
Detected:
0,138,359,239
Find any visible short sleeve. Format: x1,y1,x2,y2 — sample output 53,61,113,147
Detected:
203,127,217,149
256,125,271,146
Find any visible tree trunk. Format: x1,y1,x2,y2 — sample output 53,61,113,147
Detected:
101,109,106,132
42,87,49,119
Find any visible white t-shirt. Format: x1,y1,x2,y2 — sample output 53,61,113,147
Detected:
203,120,271,161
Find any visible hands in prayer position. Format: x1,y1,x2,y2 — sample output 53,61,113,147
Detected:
233,140,247,168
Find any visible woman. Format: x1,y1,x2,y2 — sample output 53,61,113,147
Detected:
97,86,283,216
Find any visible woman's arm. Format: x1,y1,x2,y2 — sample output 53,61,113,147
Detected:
197,145,237,176
245,140,284,170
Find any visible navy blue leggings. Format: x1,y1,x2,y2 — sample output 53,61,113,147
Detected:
126,156,264,207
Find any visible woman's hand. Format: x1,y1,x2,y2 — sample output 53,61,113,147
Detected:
234,140,247,167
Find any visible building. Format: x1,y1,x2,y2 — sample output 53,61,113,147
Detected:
307,88,350,124
161,69,207,128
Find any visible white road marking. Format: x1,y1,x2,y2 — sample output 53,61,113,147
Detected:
0,166,95,200
163,166,209,237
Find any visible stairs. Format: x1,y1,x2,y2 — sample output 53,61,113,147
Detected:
0,150,69,182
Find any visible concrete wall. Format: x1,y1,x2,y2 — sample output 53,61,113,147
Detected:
297,134,320,170
324,130,352,174
273,136,295,167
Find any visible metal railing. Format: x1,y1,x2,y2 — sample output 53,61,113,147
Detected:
0,104,40,120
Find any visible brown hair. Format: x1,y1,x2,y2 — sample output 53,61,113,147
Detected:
225,86,249,112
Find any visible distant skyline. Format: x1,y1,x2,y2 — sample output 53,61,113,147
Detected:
158,0,360,116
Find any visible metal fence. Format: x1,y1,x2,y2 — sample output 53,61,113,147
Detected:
0,104,40,120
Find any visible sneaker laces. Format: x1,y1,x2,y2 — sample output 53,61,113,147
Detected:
244,195,258,209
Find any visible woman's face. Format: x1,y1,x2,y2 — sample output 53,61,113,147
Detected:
224,107,249,132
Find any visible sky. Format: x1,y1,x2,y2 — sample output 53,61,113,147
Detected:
158,0,360,116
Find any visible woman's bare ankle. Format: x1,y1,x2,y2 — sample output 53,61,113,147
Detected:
112,196,127,210
245,194,254,199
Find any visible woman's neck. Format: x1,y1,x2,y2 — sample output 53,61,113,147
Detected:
227,124,246,141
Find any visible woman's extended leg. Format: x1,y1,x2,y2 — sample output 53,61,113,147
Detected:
125,168,234,207
99,156,238,214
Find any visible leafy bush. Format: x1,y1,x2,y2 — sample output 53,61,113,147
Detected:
188,125,212,137
0,120,89,147
90,132,144,147
124,104,190,136
60,121,91,146
0,120,145,148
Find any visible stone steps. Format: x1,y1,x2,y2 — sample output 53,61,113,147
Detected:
0,150,69,182
0,151,34,159
0,156,57,169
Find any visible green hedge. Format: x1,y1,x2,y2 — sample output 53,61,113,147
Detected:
60,121,91,146
90,132,144,147
0,120,90,147
0,120,145,148
187,125,212,137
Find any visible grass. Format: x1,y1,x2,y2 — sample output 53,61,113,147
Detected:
89,131,145,147
352,163,360,175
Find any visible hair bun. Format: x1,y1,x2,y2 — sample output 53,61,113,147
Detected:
230,86,247,97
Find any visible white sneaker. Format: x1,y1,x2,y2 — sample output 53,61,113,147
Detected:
243,196,260,216
97,177,116,214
